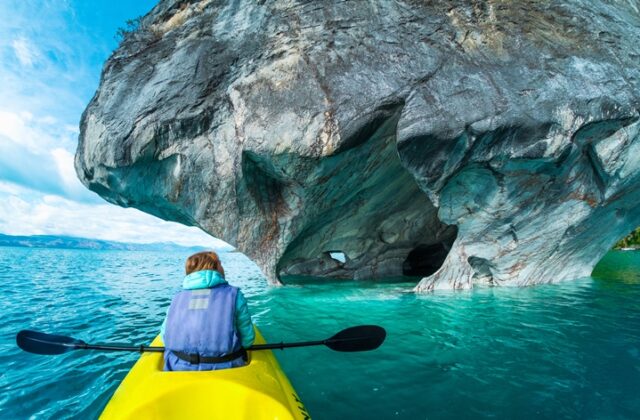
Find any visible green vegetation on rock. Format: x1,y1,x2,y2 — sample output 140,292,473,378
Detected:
614,227,640,249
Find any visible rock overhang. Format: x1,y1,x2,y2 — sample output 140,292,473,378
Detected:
75,0,640,290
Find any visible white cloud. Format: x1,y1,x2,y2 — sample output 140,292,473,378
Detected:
11,37,39,67
0,191,231,249
64,124,78,133
38,115,58,125
0,181,31,196
0,109,75,152
0,2,97,123
0,111,33,148
51,147,86,195
0,110,91,201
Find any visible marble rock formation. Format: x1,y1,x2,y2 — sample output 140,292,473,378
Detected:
76,0,640,290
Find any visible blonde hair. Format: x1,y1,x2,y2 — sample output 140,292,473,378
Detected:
185,251,225,277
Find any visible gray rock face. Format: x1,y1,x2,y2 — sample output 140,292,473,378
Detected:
76,0,640,290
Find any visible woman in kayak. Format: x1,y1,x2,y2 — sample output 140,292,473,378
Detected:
160,251,255,371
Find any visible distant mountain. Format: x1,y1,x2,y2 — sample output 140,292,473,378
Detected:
0,233,216,252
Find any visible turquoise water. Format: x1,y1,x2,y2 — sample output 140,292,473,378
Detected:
0,247,639,419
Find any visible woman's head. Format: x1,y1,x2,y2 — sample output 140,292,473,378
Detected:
185,251,225,277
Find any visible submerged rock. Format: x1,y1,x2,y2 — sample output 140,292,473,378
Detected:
76,0,640,290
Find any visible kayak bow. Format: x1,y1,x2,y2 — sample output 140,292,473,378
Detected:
100,328,310,420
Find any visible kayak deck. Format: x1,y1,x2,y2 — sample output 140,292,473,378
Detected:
100,328,309,419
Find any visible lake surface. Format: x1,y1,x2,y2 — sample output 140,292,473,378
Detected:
0,247,638,419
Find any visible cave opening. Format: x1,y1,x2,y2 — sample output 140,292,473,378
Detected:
402,242,451,277
327,251,347,264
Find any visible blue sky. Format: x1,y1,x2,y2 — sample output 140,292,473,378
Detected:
0,0,229,248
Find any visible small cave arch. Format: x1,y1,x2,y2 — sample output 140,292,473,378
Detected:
327,250,347,264
402,241,453,277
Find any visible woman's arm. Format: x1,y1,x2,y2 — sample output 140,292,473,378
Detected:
235,290,255,348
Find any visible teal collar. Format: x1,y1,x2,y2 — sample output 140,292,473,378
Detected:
182,270,227,290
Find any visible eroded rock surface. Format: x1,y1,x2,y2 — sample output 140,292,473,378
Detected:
76,0,640,290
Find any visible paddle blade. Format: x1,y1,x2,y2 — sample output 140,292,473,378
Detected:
325,325,386,352
16,330,86,355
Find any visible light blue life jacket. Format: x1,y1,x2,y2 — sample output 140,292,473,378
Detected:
163,283,244,371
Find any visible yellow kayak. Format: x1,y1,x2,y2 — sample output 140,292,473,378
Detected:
100,328,310,420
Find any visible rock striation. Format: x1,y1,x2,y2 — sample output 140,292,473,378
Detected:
76,0,640,290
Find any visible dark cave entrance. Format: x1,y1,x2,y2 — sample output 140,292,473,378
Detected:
402,242,451,277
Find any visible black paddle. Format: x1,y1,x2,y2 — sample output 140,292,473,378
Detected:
16,325,386,356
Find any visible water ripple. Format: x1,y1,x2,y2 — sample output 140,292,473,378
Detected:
1,248,639,419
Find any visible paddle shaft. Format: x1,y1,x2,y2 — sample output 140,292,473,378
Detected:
74,340,327,353
17,325,385,355
82,344,165,353
249,340,325,351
